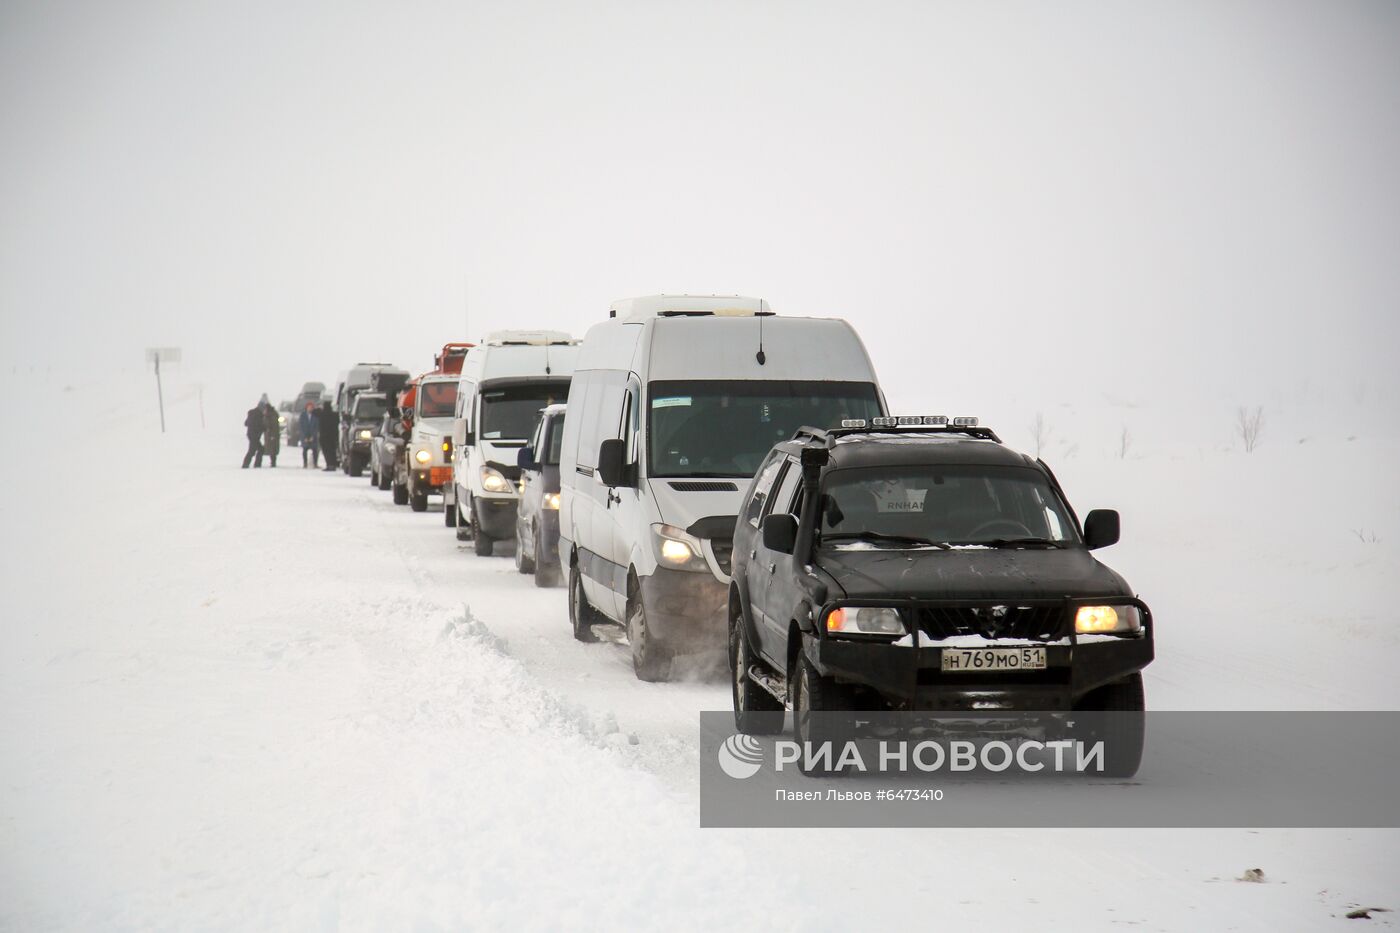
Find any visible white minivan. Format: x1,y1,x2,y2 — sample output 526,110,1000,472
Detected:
450,331,581,555
558,295,886,681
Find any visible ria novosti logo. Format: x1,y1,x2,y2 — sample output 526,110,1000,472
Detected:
717,734,764,779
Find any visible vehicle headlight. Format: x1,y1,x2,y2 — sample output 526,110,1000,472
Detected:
359,429,374,441
279,415,287,426
414,448,432,464
650,523,706,572
544,492,561,510
480,466,511,493
1075,605,1142,635
825,606,905,636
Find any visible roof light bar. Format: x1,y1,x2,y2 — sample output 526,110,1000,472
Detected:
841,419,868,428
871,417,897,427
952,416,979,427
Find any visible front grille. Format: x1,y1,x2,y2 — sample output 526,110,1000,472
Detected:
670,481,738,492
914,605,1065,642
709,538,734,576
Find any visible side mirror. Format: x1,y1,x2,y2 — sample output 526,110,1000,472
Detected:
762,513,798,555
597,438,628,487
462,430,475,447
517,446,537,470
1083,509,1120,550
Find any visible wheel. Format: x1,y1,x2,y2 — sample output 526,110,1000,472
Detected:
444,497,457,526
410,490,428,512
568,562,599,642
370,463,379,486
471,502,494,556
349,455,363,478
1073,673,1146,778
792,654,855,773
534,529,560,588
454,498,471,541
731,610,784,735
515,523,536,574
392,481,408,506
378,466,391,491
626,582,672,682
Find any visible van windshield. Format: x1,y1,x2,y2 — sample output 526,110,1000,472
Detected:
481,383,569,441
352,396,388,421
418,382,458,418
648,380,883,478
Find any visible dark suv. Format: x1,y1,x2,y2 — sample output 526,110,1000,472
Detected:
728,418,1153,756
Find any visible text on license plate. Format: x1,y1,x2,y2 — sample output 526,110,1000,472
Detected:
941,647,1047,672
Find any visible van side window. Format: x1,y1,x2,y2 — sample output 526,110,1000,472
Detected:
574,375,601,469
744,454,786,528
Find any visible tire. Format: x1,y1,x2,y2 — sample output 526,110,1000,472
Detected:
534,529,560,588
370,463,379,486
568,562,600,643
410,490,428,512
792,654,855,773
378,463,392,491
471,503,494,556
392,481,408,506
1073,673,1146,778
444,498,457,526
626,582,672,682
731,610,784,735
454,498,471,541
515,523,535,574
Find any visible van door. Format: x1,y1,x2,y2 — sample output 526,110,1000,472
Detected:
600,377,643,619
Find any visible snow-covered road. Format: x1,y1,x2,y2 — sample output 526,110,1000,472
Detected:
2,376,1396,930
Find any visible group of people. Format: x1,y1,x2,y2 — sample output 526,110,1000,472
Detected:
242,396,341,471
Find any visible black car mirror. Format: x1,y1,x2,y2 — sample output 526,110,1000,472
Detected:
517,446,537,470
762,513,798,555
462,430,475,447
1083,509,1120,550
597,438,629,487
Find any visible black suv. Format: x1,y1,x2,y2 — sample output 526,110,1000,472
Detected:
728,418,1153,750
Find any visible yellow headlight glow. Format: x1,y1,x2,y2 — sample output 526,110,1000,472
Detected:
1075,605,1120,633
544,492,561,510
659,539,694,565
414,449,431,464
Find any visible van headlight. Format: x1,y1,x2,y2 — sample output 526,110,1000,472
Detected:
1075,605,1142,635
414,448,431,464
359,429,374,441
480,466,511,493
825,606,905,636
544,492,561,510
651,523,707,572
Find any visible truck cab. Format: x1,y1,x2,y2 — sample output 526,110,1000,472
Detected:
395,373,459,514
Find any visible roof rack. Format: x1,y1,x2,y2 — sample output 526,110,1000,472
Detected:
792,418,1002,446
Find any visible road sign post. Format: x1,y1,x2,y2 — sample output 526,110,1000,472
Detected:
145,347,181,433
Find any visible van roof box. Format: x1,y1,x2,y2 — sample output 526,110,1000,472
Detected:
608,294,772,320
434,342,474,375
370,369,410,396
481,330,579,347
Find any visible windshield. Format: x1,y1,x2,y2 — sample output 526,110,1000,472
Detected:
352,396,388,421
481,383,568,441
648,380,883,478
818,465,1079,548
543,414,566,465
418,382,458,419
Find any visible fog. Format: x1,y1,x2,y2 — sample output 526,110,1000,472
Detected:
3,0,1397,433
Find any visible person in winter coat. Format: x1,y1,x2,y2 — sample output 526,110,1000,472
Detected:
298,402,320,468
261,402,281,468
318,400,340,471
242,403,265,468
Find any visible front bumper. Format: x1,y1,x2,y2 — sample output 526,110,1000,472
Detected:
474,497,518,539
414,467,453,490
814,636,1151,711
637,566,728,653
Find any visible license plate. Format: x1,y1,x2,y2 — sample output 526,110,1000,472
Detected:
941,647,1047,672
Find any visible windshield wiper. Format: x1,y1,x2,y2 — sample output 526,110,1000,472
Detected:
983,537,1064,549
823,531,950,549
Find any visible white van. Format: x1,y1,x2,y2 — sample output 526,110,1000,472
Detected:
558,295,886,681
450,331,581,555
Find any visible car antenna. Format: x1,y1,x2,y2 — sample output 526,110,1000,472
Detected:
756,313,767,366
544,341,552,375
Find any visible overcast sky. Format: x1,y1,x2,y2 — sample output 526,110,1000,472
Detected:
2,0,1397,424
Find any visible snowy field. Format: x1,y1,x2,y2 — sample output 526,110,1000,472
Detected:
2,372,1397,930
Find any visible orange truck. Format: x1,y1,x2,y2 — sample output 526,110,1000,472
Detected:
379,343,471,513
